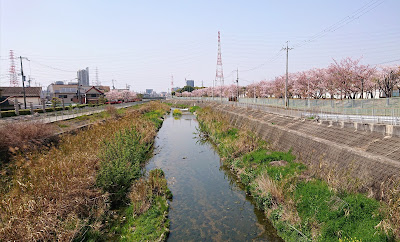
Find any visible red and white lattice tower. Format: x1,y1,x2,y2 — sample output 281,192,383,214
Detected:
9,50,18,87
215,31,224,87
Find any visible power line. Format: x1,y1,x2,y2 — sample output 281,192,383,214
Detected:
293,0,385,49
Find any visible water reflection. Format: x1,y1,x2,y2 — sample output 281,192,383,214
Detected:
146,111,282,241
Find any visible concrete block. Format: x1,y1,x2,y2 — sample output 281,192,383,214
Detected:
355,123,372,132
391,126,400,137
320,120,330,126
343,122,355,129
371,124,387,135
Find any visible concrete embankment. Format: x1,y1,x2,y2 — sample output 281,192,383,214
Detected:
168,100,400,197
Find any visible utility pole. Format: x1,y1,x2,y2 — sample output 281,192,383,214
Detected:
19,56,28,109
282,41,293,108
112,79,115,89
236,68,239,100
77,77,82,104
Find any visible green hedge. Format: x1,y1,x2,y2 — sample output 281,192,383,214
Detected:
34,109,44,113
19,109,32,115
0,110,17,117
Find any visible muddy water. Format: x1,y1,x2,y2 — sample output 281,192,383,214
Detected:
146,111,282,241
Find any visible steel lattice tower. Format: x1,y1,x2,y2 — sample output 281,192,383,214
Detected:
215,31,224,88
9,50,18,87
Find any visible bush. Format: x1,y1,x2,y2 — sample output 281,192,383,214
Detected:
96,128,152,207
172,109,182,116
55,107,63,111
0,110,17,117
19,109,32,115
45,108,54,112
0,122,54,153
34,109,44,113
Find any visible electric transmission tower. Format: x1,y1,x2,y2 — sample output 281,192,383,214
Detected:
9,50,18,87
215,31,224,100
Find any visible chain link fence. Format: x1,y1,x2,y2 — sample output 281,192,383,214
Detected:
172,97,400,125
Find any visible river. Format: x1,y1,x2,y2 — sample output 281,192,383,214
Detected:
146,110,282,241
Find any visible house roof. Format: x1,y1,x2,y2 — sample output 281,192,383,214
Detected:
0,87,42,97
85,86,104,94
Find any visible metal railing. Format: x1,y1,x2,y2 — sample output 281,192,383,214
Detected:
0,101,145,125
172,97,400,125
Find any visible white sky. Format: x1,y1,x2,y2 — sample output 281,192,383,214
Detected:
0,0,399,92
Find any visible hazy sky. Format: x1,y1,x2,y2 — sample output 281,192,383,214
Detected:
0,0,399,92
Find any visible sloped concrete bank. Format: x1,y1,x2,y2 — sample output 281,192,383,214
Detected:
168,100,400,197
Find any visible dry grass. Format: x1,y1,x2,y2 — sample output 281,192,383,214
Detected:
0,121,55,154
0,102,169,241
255,174,284,205
105,105,119,118
129,169,170,217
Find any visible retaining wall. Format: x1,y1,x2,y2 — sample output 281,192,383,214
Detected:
168,100,400,196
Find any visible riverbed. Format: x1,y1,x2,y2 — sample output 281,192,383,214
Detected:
146,110,282,241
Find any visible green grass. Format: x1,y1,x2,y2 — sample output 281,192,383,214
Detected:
189,105,201,113
196,107,393,241
235,149,305,182
115,196,169,242
295,180,387,241
144,109,165,129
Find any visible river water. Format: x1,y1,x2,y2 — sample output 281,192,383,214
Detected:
146,110,282,241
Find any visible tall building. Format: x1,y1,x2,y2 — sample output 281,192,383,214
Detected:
186,80,194,87
77,67,90,86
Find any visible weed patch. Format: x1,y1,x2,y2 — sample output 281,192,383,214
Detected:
196,106,395,241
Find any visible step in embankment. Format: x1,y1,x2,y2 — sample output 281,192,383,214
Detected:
216,104,400,197
167,100,400,197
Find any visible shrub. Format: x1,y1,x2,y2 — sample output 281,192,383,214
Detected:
96,128,152,207
34,109,44,113
19,109,32,115
0,110,17,117
172,109,182,116
0,122,54,154
105,105,119,118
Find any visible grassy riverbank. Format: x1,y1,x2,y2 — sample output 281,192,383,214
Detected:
0,102,172,241
197,106,396,241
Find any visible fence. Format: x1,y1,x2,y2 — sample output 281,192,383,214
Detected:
172,97,400,125
0,102,144,125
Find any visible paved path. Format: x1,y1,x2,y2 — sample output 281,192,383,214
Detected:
0,101,147,125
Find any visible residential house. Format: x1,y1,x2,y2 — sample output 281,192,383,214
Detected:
48,83,89,104
85,86,105,104
0,86,42,107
